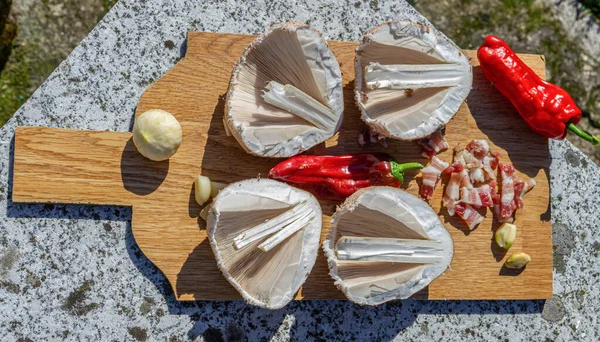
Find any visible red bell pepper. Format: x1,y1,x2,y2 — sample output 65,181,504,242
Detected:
477,36,600,145
268,153,422,200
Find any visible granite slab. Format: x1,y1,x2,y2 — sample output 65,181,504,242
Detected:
0,0,598,340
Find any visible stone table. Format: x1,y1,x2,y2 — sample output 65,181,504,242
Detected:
0,1,598,340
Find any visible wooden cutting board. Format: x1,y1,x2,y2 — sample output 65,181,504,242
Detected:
11,32,552,300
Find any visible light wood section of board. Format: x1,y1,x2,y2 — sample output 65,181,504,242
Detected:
11,32,552,300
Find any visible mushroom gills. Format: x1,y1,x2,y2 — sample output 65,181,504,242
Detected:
365,63,465,90
337,201,430,241
233,201,311,250
262,81,337,131
354,21,473,140
322,186,454,304
216,207,305,305
208,179,322,309
226,23,344,157
362,87,449,133
258,208,313,252
335,236,445,264
337,261,425,298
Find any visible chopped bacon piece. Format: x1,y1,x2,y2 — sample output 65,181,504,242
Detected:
461,187,482,207
417,130,449,158
482,153,500,181
469,168,485,184
421,149,436,159
461,184,494,208
444,162,464,175
514,178,536,209
443,167,470,215
459,169,473,189
453,148,481,169
466,139,490,160
454,202,484,230
419,156,449,200
498,163,518,220
443,195,459,216
477,184,494,207
428,139,533,228
494,204,514,223
445,168,468,201
490,152,500,169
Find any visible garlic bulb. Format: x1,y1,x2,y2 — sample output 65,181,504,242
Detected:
323,186,454,305
355,21,472,140
207,179,322,309
225,22,344,157
132,109,182,161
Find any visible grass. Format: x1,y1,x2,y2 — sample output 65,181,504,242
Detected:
578,0,600,18
0,43,31,126
0,0,115,127
102,0,117,13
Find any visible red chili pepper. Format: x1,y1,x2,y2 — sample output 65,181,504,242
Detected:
477,36,600,146
268,153,422,200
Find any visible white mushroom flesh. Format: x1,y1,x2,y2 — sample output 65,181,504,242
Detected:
233,201,311,250
323,187,453,305
335,237,445,264
262,81,338,131
258,208,313,252
365,63,465,90
355,21,473,140
226,22,343,157
207,179,322,309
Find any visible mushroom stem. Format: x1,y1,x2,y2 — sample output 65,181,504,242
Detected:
233,201,309,250
364,62,465,90
262,81,337,131
335,236,445,264
258,209,312,252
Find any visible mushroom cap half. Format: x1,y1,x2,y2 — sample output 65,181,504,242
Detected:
354,21,473,140
323,186,453,305
207,179,322,309
226,22,344,157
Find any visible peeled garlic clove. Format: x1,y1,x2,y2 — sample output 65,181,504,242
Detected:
207,179,322,309
132,109,182,161
323,186,454,305
225,22,344,157
210,181,228,198
354,21,472,140
505,252,531,269
495,223,517,249
195,175,212,206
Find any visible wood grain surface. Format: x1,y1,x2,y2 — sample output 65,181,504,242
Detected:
12,31,552,300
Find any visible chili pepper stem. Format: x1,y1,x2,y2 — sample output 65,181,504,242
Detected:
567,123,600,146
390,161,423,182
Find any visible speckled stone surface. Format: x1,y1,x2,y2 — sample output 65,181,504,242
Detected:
0,1,599,341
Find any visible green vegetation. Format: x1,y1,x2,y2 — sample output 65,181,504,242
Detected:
103,0,117,13
414,0,600,158
416,0,588,90
0,44,31,126
0,0,111,126
1,0,16,71
61,279,100,316
578,0,600,18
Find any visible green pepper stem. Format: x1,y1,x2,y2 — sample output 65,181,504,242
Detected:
567,123,600,146
390,161,423,183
